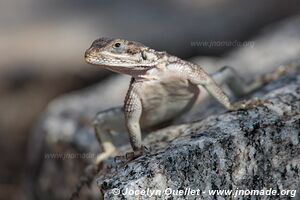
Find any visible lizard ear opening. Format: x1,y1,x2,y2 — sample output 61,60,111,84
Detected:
141,50,158,63
141,51,147,60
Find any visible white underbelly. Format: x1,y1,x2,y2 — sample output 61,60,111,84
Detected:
140,77,199,128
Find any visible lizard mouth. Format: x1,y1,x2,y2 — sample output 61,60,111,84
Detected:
85,54,156,69
85,47,158,69
85,56,155,69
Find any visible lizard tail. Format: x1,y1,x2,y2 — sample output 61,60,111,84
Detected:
69,163,100,200
244,62,299,94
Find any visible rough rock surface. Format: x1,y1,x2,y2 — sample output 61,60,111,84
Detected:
98,66,300,200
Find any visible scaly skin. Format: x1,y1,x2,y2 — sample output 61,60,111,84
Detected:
85,37,264,153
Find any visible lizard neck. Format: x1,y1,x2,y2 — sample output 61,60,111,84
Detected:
135,53,170,81
127,51,169,79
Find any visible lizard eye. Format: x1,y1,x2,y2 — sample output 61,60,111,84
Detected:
112,42,124,53
114,42,121,48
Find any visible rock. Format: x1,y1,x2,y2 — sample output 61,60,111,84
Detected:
98,65,300,200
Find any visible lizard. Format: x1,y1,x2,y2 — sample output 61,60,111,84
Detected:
70,37,288,199
84,37,287,164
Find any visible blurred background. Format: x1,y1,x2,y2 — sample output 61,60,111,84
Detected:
1,0,300,199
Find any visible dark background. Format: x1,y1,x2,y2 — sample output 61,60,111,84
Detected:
0,0,300,199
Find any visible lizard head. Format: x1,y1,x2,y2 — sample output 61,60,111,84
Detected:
85,38,159,73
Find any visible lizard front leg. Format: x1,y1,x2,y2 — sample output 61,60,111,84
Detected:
124,81,144,154
185,64,235,109
187,64,256,110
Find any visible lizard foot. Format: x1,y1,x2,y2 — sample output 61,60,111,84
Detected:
230,98,270,111
114,146,149,163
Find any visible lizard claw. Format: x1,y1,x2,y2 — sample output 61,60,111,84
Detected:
114,146,149,163
231,98,270,111
140,145,150,153
126,145,149,160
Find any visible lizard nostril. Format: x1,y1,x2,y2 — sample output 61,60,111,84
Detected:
84,50,89,58
85,48,94,58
